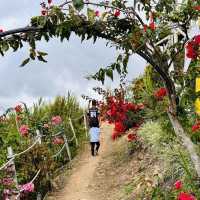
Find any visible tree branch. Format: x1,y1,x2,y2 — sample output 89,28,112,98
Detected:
0,26,42,38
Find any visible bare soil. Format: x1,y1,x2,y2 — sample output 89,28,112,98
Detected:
47,124,162,200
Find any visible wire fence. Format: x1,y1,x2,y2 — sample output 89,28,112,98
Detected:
0,113,89,200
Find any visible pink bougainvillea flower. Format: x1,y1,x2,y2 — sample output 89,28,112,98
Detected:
14,105,22,113
51,115,62,125
0,178,13,186
174,180,182,190
95,10,100,17
21,182,34,193
3,189,11,200
41,9,47,16
52,137,64,145
19,125,29,136
43,123,49,128
114,9,120,17
178,192,196,200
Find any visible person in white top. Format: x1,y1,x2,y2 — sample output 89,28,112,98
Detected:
87,99,100,156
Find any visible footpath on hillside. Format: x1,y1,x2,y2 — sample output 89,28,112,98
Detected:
48,123,113,200
47,123,159,200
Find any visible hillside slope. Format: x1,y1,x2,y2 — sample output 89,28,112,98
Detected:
47,123,163,200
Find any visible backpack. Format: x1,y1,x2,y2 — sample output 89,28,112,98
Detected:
88,108,99,128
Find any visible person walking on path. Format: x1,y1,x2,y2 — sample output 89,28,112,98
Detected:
87,99,100,156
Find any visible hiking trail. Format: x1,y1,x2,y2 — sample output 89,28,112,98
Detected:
51,123,113,200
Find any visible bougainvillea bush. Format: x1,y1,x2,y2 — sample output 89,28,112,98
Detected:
0,94,85,199
98,87,145,140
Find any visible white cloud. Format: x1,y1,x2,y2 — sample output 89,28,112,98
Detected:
0,0,146,110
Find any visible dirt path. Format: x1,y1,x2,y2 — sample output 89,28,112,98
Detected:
54,123,113,200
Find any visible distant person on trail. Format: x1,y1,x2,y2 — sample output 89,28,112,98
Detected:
87,99,100,156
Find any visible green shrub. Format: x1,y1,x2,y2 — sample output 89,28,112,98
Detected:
0,93,86,199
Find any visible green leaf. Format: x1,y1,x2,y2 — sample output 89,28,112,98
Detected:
37,51,48,56
72,0,84,11
30,48,36,60
117,54,123,62
98,68,105,84
100,12,108,20
116,63,121,74
106,69,113,81
37,55,47,63
20,58,30,67
2,42,9,52
87,8,95,23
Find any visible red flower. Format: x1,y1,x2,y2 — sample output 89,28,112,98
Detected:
112,131,118,140
192,124,200,132
95,10,100,17
185,41,198,59
143,24,148,32
193,5,200,11
174,180,182,190
126,103,137,111
194,35,200,44
114,10,120,17
114,121,125,133
48,0,52,4
154,87,167,100
127,133,137,142
149,21,156,31
0,28,4,33
118,112,127,121
178,192,196,200
14,105,22,113
110,106,117,116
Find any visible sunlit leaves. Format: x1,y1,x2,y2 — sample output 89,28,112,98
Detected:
72,0,84,11
88,53,129,84
21,50,48,67
87,8,96,23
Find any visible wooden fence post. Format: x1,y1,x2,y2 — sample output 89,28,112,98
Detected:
36,129,41,144
83,113,88,138
7,147,19,200
63,135,72,162
37,192,42,200
69,118,78,147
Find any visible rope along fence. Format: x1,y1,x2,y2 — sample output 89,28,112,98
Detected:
0,113,89,200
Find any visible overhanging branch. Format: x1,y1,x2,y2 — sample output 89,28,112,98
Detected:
0,26,42,38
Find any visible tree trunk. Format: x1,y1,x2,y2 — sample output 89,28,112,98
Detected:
168,112,200,177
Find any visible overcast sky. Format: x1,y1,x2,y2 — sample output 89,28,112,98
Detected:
0,0,146,111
